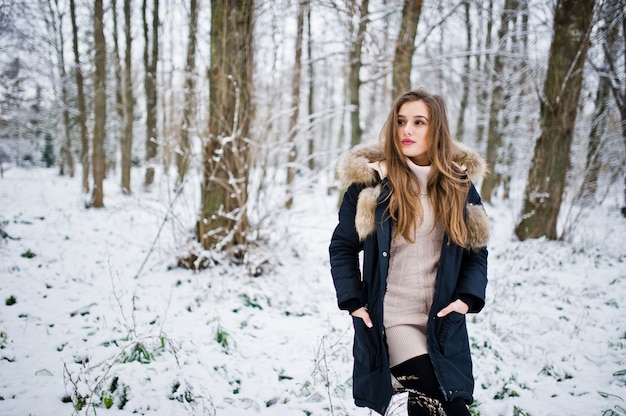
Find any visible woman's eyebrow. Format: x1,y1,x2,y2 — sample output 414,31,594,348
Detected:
399,114,429,121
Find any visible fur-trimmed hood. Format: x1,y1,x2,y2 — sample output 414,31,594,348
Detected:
336,142,487,188
336,142,490,249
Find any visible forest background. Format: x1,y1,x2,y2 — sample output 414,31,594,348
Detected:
2,0,625,247
0,0,625,415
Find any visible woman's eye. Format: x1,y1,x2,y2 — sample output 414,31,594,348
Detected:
398,120,406,126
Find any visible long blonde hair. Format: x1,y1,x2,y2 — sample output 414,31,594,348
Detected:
382,89,470,247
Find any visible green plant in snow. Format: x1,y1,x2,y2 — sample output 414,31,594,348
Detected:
215,325,230,350
468,400,481,416
171,380,194,403
73,393,87,411
5,296,16,306
493,376,523,400
100,390,114,409
21,249,36,258
0,331,7,349
513,405,530,416
239,293,264,309
121,342,155,364
601,405,626,416
539,364,573,382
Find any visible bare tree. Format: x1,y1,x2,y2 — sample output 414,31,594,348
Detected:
597,0,626,216
392,0,422,99
196,0,254,255
580,0,622,203
91,0,107,207
176,0,198,188
122,0,133,193
306,1,315,171
474,0,494,148
286,0,307,209
69,0,89,193
143,0,159,188
48,0,74,177
481,0,520,203
348,0,369,147
515,0,595,240
455,0,471,142
112,0,124,190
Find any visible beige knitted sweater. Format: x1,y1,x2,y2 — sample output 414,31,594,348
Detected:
383,160,444,367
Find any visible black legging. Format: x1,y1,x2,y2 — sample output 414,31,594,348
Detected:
390,354,470,416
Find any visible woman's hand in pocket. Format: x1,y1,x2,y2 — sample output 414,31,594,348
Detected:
437,299,469,317
351,307,373,328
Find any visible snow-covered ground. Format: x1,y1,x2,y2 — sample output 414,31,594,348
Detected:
0,166,624,416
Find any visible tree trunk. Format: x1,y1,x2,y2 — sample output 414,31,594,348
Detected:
392,0,422,99
348,0,368,147
49,0,75,178
69,0,89,192
455,1,471,142
143,0,159,188
306,1,315,171
111,0,124,176
515,0,595,240
177,0,198,187
91,0,107,207
581,0,620,203
198,0,254,253
601,1,626,215
621,8,626,216
122,0,133,193
474,0,494,148
286,0,307,209
481,0,519,203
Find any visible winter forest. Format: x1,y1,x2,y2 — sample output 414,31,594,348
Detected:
1,0,625,415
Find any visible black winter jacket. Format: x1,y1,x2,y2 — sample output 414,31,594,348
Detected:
329,143,489,415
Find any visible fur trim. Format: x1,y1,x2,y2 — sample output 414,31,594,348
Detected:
355,185,381,241
338,142,490,247
337,142,487,187
451,142,489,182
336,143,386,188
466,203,490,249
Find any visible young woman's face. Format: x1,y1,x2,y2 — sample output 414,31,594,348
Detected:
397,100,430,165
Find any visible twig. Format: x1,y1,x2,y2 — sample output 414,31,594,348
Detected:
133,175,189,279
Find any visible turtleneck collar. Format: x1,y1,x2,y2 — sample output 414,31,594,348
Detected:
406,158,430,196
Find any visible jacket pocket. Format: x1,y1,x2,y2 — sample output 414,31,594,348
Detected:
437,312,469,357
352,317,380,371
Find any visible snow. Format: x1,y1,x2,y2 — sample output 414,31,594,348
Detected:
1,166,625,416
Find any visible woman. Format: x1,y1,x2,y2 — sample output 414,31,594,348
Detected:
329,89,489,416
